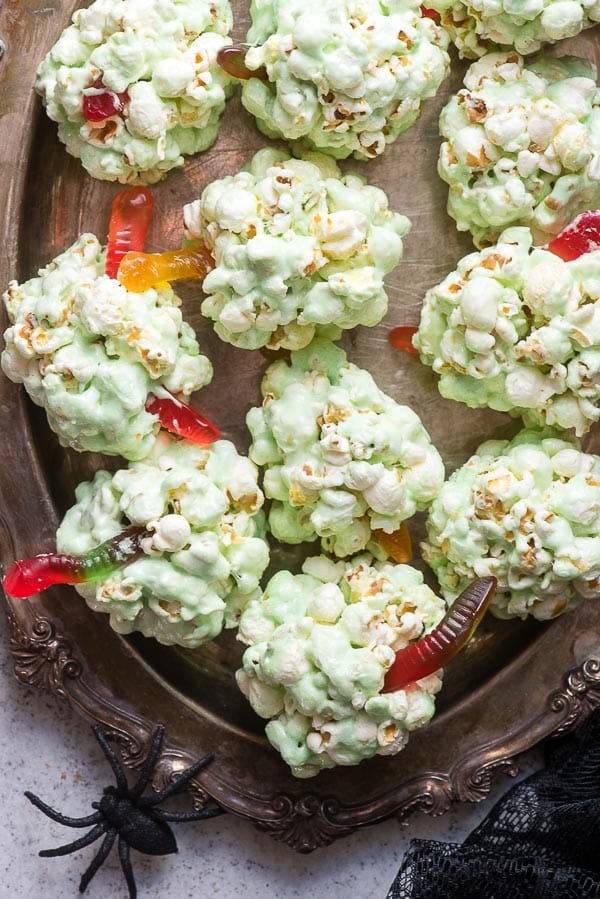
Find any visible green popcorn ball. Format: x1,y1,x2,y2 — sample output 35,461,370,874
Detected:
237,554,446,777
429,0,600,59
422,429,600,620
247,339,445,555
1,234,212,459
437,53,600,248
36,0,235,183
56,434,269,647
240,0,450,160
184,148,411,350
415,226,600,435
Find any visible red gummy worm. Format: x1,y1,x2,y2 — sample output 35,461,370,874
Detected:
146,392,221,445
83,76,128,124
106,187,154,279
382,576,497,692
389,326,419,355
546,210,600,262
420,5,441,21
3,525,147,599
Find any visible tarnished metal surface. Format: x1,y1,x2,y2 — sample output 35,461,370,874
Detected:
1,1,599,849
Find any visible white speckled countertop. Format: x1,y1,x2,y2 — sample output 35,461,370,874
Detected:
0,616,543,899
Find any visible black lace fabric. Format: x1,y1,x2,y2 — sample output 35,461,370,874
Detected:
387,708,600,899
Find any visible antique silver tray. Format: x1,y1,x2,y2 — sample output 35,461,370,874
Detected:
1,1,600,852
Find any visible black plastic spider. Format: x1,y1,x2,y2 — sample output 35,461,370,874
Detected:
25,724,224,898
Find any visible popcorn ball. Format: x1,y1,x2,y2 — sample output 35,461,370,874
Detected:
239,0,450,160
247,339,445,556
36,0,235,183
1,234,212,459
237,554,446,777
183,148,410,350
429,0,600,59
414,225,600,435
438,53,600,248
423,429,600,620
56,435,269,647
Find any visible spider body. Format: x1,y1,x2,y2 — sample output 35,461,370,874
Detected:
93,785,178,856
25,724,223,898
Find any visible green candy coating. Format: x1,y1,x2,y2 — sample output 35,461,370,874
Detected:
241,0,450,160
247,339,444,554
415,225,600,435
36,0,235,182
423,429,600,620
237,555,445,777
56,435,269,647
1,234,212,459
184,148,410,350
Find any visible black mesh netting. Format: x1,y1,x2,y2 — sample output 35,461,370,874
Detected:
387,707,600,899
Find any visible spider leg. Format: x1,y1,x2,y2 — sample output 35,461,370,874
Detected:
92,725,129,793
143,753,215,806
129,726,165,799
118,835,138,899
152,805,225,823
78,827,117,894
24,791,102,828
39,822,107,858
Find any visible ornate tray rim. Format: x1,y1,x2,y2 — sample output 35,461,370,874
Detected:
2,0,600,855
5,595,600,851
